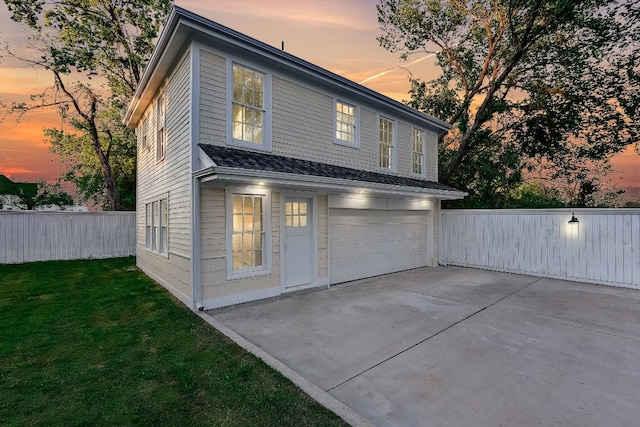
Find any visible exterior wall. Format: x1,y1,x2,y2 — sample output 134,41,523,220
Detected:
200,187,281,305
0,211,135,264
199,49,226,145
426,130,439,182
317,195,329,280
441,209,640,289
196,46,443,181
136,49,193,304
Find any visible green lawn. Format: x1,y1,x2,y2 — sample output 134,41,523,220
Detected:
0,257,346,427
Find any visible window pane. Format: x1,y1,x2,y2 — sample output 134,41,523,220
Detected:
243,233,252,250
233,251,242,270
299,202,307,214
253,250,262,267
254,233,263,250
243,250,252,268
232,234,242,251
243,214,254,231
243,196,253,214
285,216,292,227
336,101,355,143
232,64,265,144
233,196,243,212
300,216,307,227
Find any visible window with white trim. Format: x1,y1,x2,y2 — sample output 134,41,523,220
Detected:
285,201,308,227
336,101,356,144
379,117,395,169
413,128,425,175
232,64,265,145
145,197,168,254
141,117,149,151
156,92,166,161
231,194,266,272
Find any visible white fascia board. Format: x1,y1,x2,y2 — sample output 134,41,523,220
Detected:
124,12,189,126
209,167,466,200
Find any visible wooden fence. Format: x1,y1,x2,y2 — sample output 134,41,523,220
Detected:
0,211,136,264
441,209,640,289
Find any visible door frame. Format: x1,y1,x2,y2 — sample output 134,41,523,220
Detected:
280,191,318,291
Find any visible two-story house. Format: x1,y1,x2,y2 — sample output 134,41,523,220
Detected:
124,6,465,311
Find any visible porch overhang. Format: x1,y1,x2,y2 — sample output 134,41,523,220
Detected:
196,145,467,200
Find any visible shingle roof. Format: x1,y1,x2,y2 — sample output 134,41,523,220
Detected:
198,144,461,193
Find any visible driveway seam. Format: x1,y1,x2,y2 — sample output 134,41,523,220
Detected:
326,277,543,393
325,305,486,392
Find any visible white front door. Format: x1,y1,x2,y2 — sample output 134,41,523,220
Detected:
284,198,312,288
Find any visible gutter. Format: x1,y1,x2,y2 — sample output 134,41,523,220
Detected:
191,166,216,311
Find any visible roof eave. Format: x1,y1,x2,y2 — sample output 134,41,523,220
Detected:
205,166,466,200
124,6,451,131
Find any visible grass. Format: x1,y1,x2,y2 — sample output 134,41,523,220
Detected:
0,257,347,427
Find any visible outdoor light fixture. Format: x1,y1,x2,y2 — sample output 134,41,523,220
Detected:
568,213,579,225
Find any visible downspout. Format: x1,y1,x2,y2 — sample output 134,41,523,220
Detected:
191,167,215,311
326,194,331,289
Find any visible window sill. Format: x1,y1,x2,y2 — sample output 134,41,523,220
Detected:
334,139,359,149
376,167,397,174
227,267,272,281
229,139,271,152
145,248,169,259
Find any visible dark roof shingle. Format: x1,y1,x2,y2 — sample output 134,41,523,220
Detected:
198,144,461,193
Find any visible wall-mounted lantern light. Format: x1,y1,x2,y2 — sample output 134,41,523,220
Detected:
568,213,579,225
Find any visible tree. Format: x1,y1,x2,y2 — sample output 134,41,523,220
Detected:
377,0,639,207
0,179,74,210
3,0,172,210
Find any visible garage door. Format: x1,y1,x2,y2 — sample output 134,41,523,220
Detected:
329,209,429,283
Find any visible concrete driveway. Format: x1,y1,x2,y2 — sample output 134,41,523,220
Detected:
207,266,640,426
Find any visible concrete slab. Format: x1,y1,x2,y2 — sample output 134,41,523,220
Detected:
497,278,640,341
208,267,640,427
331,307,640,427
376,266,539,307
213,280,479,390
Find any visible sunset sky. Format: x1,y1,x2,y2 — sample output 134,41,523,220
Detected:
0,0,637,199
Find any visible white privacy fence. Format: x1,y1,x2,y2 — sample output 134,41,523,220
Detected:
0,211,136,264
441,209,640,289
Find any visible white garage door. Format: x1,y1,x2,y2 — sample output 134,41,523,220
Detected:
329,209,429,284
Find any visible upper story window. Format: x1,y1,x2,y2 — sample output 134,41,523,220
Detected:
156,93,166,161
232,64,265,145
141,117,149,151
379,117,395,170
413,128,425,175
336,101,357,145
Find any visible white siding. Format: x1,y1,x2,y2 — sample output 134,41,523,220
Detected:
317,195,329,279
136,49,193,300
199,49,226,145
425,130,439,182
441,209,640,288
196,46,443,181
199,187,281,304
0,212,135,264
